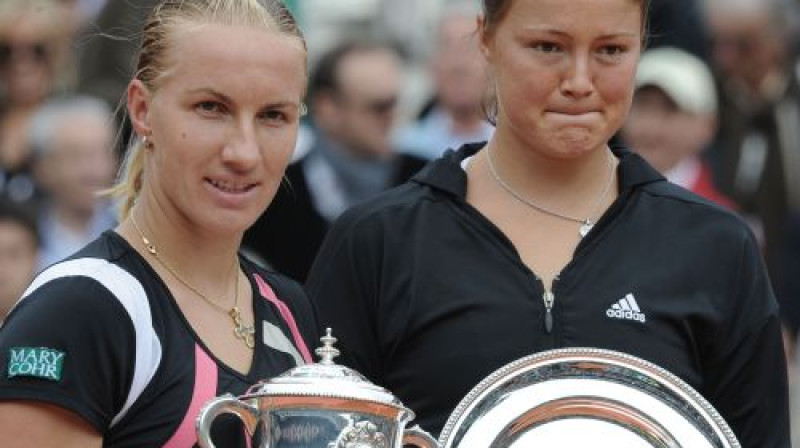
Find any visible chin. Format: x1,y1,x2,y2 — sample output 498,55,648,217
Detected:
550,135,605,157
199,211,257,236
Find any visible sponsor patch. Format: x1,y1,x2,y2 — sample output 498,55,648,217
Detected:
7,347,65,381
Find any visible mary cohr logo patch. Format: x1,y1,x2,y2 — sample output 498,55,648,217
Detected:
7,347,65,381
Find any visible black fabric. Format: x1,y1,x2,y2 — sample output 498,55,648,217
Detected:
243,150,427,282
306,143,790,447
0,231,318,447
775,213,800,337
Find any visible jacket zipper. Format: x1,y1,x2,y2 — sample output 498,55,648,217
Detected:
542,288,555,334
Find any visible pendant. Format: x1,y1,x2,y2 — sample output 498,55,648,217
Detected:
579,220,594,238
229,306,256,349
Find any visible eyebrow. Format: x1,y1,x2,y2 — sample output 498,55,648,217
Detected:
185,87,301,110
187,87,232,104
522,26,640,40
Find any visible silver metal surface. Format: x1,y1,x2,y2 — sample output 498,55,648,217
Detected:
195,329,438,448
438,347,740,448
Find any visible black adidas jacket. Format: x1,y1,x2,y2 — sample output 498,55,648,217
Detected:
306,143,790,447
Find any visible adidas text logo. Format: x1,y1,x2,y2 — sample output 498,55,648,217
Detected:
606,293,646,323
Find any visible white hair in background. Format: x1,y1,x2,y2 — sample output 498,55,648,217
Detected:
27,95,113,158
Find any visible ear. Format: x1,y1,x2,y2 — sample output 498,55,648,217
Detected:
127,79,152,139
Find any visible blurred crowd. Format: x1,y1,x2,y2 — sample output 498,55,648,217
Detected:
0,0,800,430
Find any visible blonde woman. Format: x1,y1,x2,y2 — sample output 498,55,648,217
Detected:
0,1,315,446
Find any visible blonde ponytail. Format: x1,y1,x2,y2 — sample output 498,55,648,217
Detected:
105,140,146,220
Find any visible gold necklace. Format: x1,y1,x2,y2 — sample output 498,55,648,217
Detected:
130,213,255,348
486,146,615,238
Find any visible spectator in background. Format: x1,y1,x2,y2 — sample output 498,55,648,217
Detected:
622,47,736,209
647,0,711,60
75,0,158,111
29,95,116,271
56,0,107,34
705,0,800,323
0,196,38,323
0,0,72,205
244,40,426,281
74,0,159,159
394,3,494,160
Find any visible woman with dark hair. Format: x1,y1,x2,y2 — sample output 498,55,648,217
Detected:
306,0,790,446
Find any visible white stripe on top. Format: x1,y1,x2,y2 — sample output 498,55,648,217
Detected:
262,320,305,365
20,258,163,427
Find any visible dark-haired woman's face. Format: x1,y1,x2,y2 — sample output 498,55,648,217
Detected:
481,0,643,158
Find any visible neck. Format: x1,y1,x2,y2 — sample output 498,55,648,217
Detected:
120,198,242,295
487,131,615,202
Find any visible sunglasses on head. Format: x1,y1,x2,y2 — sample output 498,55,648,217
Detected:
0,41,49,66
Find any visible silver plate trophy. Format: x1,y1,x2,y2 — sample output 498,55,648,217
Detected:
437,347,741,448
195,329,437,448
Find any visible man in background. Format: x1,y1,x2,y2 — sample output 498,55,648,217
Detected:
704,0,800,339
29,95,116,270
244,40,426,282
622,47,736,209
394,3,493,160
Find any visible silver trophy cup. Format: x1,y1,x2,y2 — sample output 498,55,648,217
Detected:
195,329,437,448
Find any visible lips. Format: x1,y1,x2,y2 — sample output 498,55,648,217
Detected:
207,178,257,193
547,108,600,116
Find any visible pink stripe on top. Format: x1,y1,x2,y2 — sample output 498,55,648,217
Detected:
254,274,313,364
164,344,218,448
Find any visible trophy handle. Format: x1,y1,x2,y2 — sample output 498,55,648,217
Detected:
195,394,260,448
402,425,441,448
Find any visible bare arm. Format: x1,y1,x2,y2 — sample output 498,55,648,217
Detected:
0,401,102,448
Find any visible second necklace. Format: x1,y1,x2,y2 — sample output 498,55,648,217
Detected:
486,146,616,238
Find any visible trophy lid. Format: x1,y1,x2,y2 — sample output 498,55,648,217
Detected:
242,328,409,413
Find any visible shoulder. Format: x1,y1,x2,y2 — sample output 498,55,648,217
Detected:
392,153,429,181
18,234,153,322
638,179,752,241
616,147,751,243
318,145,476,256
323,182,431,248
241,257,314,324
4,233,163,365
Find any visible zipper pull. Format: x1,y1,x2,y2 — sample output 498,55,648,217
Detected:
542,290,555,334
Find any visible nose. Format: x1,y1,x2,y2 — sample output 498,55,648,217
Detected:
222,120,261,172
561,52,594,98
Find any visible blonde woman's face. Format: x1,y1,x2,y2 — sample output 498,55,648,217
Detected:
140,23,306,236
481,0,642,159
